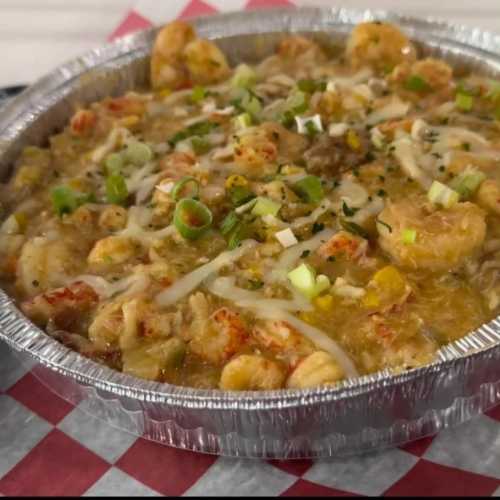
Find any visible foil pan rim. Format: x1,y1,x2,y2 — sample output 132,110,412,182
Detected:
1,7,500,410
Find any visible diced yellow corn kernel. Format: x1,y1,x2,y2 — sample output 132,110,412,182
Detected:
158,88,172,99
346,129,361,150
362,289,380,308
280,165,305,176
225,174,248,189
118,115,140,128
314,294,334,311
14,212,27,233
372,265,406,295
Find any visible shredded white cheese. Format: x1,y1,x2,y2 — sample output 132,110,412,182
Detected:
328,123,349,138
365,97,410,126
75,273,150,300
119,206,176,244
155,240,257,307
91,127,131,163
392,135,433,190
326,67,373,91
291,200,333,230
332,277,365,299
255,308,359,378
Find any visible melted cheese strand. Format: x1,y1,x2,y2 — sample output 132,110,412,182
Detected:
155,240,257,307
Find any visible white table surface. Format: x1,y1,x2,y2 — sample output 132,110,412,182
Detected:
0,0,499,89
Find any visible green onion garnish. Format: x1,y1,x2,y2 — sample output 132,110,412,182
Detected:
455,92,474,111
124,142,153,166
174,198,213,240
339,218,370,239
449,169,486,199
234,112,253,130
404,75,430,93
231,64,257,89
287,263,330,299
342,201,359,217
227,222,247,249
286,90,309,115
171,176,200,201
51,186,79,216
402,228,417,245
191,137,212,155
106,173,129,205
220,211,240,236
251,197,282,217
191,86,206,103
105,152,123,175
293,175,324,204
229,185,255,206
169,121,218,146
297,79,326,94
51,186,95,216
427,180,459,208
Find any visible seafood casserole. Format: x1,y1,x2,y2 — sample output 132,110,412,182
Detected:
2,20,500,391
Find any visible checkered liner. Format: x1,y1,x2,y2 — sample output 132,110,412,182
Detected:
2,0,500,495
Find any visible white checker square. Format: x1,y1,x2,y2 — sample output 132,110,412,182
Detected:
184,457,296,496
84,467,160,497
0,395,52,477
424,414,500,479
0,343,34,392
304,447,418,496
57,404,137,463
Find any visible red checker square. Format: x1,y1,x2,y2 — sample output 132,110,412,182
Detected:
116,438,217,496
0,429,110,497
109,11,153,41
384,458,500,497
7,373,74,425
485,403,500,422
268,459,314,477
282,478,356,497
246,0,295,10
399,435,435,457
179,0,218,19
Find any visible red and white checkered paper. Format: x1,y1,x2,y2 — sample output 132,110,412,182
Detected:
3,1,500,496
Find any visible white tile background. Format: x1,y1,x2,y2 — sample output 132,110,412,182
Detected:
0,0,499,88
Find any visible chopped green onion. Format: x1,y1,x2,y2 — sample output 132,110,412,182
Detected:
404,75,430,92
293,175,324,204
376,218,392,233
191,85,206,103
106,173,129,205
169,121,218,146
297,79,326,93
51,186,79,216
174,198,213,240
171,176,200,201
231,64,257,89
402,228,417,245
220,211,240,236
342,201,359,217
105,152,123,175
124,142,153,166
251,197,281,217
427,180,459,208
51,186,95,216
449,169,486,199
339,218,370,239
280,110,296,128
455,92,474,112
287,263,330,299
234,112,253,130
229,185,255,206
191,136,212,155
286,90,309,115
241,91,261,117
227,222,247,249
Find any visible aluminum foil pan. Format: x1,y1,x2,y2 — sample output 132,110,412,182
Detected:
2,7,500,459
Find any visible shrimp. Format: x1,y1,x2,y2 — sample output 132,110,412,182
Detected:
183,38,230,85
150,21,196,90
317,230,368,261
277,35,325,62
476,179,500,216
17,237,84,296
252,320,314,368
158,152,196,180
20,281,98,330
70,109,97,136
219,354,286,390
87,236,138,266
286,351,344,389
98,205,128,232
346,22,416,71
377,195,486,271
187,292,248,365
410,58,453,90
